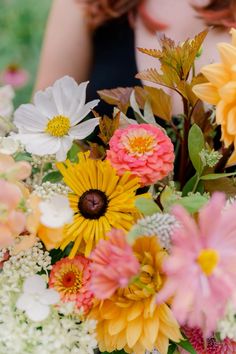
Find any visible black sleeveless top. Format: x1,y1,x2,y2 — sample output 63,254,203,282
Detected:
87,15,140,115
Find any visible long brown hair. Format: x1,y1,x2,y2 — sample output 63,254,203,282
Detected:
193,0,236,28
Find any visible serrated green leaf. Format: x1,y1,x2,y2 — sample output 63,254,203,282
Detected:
178,339,197,354
42,171,62,184
14,151,32,162
200,172,236,180
135,197,161,216
173,195,208,213
188,124,205,174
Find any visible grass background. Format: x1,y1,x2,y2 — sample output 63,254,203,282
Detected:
0,0,51,107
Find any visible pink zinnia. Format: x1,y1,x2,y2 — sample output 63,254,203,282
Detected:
106,123,174,186
89,229,140,299
181,327,236,354
49,255,93,314
157,193,236,336
1,64,29,89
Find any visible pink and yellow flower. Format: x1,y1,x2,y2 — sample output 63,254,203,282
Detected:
90,229,140,299
106,124,174,186
49,255,94,314
157,193,236,336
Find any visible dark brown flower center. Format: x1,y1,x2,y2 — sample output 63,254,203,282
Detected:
78,189,108,219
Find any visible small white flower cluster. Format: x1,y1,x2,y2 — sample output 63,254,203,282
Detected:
218,303,236,341
33,181,70,200
31,154,56,169
4,240,52,278
200,148,222,168
0,240,97,354
130,213,178,251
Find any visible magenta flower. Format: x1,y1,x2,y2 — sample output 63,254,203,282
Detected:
157,193,236,336
106,124,174,186
89,229,140,299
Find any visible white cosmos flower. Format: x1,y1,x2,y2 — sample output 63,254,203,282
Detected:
39,194,74,228
13,76,99,161
16,274,60,322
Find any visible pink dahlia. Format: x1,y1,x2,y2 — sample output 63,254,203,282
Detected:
89,229,140,299
106,123,174,186
157,193,236,336
181,327,236,354
49,255,93,314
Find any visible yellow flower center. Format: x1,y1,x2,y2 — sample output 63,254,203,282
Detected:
197,249,219,276
45,115,70,137
122,129,156,157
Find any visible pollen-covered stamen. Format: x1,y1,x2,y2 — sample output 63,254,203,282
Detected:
121,128,156,157
45,115,70,137
78,189,108,219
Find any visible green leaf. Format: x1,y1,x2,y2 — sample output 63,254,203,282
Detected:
67,143,81,162
173,195,208,213
182,173,199,196
42,171,62,184
200,172,236,180
168,343,177,354
135,197,161,216
14,151,32,162
188,124,205,174
178,339,197,354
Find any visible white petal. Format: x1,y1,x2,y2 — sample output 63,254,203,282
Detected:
39,195,73,227
16,133,61,156
16,293,35,311
69,118,99,139
34,87,58,118
23,274,46,294
72,100,99,124
57,76,84,117
26,303,50,322
14,104,47,132
55,136,73,161
40,289,60,305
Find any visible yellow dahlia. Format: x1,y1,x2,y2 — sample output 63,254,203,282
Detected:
57,152,143,258
89,236,182,354
193,28,236,165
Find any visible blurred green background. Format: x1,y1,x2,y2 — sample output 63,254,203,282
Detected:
0,0,51,107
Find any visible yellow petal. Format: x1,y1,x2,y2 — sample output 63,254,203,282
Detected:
227,106,236,135
218,43,236,67
219,81,236,103
201,63,230,87
216,100,229,125
126,318,143,348
144,316,159,345
108,316,126,336
230,28,236,47
155,331,169,354
227,148,236,166
127,302,143,321
192,83,220,105
116,330,127,350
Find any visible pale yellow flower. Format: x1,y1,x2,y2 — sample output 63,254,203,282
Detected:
193,28,236,165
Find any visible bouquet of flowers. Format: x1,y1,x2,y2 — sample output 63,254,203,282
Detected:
1,28,236,354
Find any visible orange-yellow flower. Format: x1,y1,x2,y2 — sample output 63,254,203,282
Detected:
89,236,181,354
193,28,236,165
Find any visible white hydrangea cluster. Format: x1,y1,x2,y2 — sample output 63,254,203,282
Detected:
129,213,178,251
199,148,222,168
0,241,97,354
31,154,56,169
33,181,70,200
4,240,52,278
218,303,236,341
